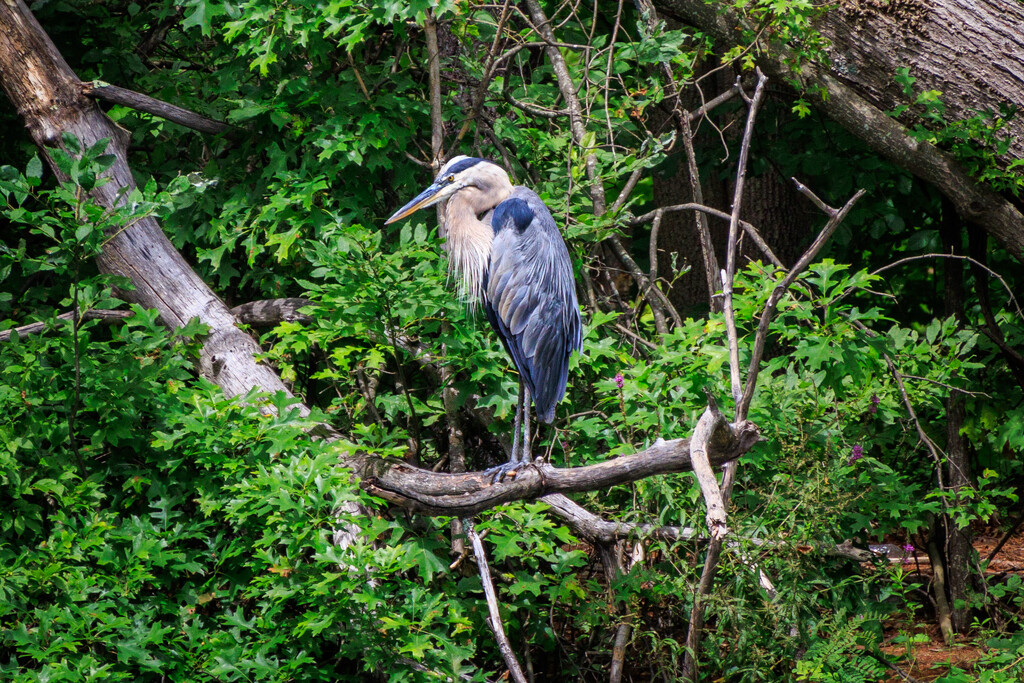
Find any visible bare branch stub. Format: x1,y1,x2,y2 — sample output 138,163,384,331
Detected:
85,82,232,135
689,403,730,540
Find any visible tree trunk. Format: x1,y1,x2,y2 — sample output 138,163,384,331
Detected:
940,202,973,632
818,0,1024,163
654,0,1024,260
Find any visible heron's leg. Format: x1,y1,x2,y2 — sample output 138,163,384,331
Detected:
511,379,525,464
486,380,528,483
521,384,532,463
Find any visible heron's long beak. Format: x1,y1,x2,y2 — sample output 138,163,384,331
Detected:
385,182,447,224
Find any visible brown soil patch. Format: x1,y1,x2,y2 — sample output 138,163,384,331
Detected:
878,525,1024,682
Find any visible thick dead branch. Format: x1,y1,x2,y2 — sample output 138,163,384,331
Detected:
230,298,313,326
689,397,730,540
357,421,759,516
84,82,232,135
0,0,292,402
542,493,696,544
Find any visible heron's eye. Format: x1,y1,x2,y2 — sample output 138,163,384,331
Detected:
447,174,455,183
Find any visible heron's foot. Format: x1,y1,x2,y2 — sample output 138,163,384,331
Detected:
486,459,529,484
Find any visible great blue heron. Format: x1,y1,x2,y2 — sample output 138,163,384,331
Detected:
386,156,582,479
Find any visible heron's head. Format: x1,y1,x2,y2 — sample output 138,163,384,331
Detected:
385,156,510,224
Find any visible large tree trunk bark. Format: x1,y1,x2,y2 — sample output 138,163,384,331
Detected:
655,0,1024,260
818,0,1024,163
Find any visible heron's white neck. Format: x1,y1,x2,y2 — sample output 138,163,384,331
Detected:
443,177,513,303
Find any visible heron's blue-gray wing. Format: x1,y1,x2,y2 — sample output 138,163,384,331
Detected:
484,188,582,423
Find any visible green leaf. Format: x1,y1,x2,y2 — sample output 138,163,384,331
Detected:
26,156,43,180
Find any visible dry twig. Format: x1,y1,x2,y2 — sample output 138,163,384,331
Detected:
467,521,528,683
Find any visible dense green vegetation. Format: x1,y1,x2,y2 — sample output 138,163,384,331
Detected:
1,1,1023,681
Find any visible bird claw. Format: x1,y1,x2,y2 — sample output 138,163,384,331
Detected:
485,460,529,484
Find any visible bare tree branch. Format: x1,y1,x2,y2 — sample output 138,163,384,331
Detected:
0,308,132,342
737,185,866,420
467,521,528,683
723,69,768,408
629,202,782,269
84,82,232,135
358,420,760,517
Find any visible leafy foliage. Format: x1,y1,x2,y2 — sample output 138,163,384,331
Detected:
1,1,1023,681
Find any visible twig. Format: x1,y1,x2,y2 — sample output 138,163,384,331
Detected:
629,202,781,268
681,111,721,307
723,70,768,408
868,253,1023,322
456,0,513,142
737,184,866,421
648,209,664,288
613,322,659,351
467,520,528,683
604,235,680,334
523,0,606,216
867,651,926,683
502,88,569,119
985,508,1024,563
83,82,232,134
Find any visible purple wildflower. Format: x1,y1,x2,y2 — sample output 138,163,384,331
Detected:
849,444,864,463
614,373,624,389
869,394,880,414
903,543,914,554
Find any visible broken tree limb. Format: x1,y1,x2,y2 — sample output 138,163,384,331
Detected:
688,397,730,540
0,298,313,343
230,298,314,326
0,308,132,342
83,82,232,135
